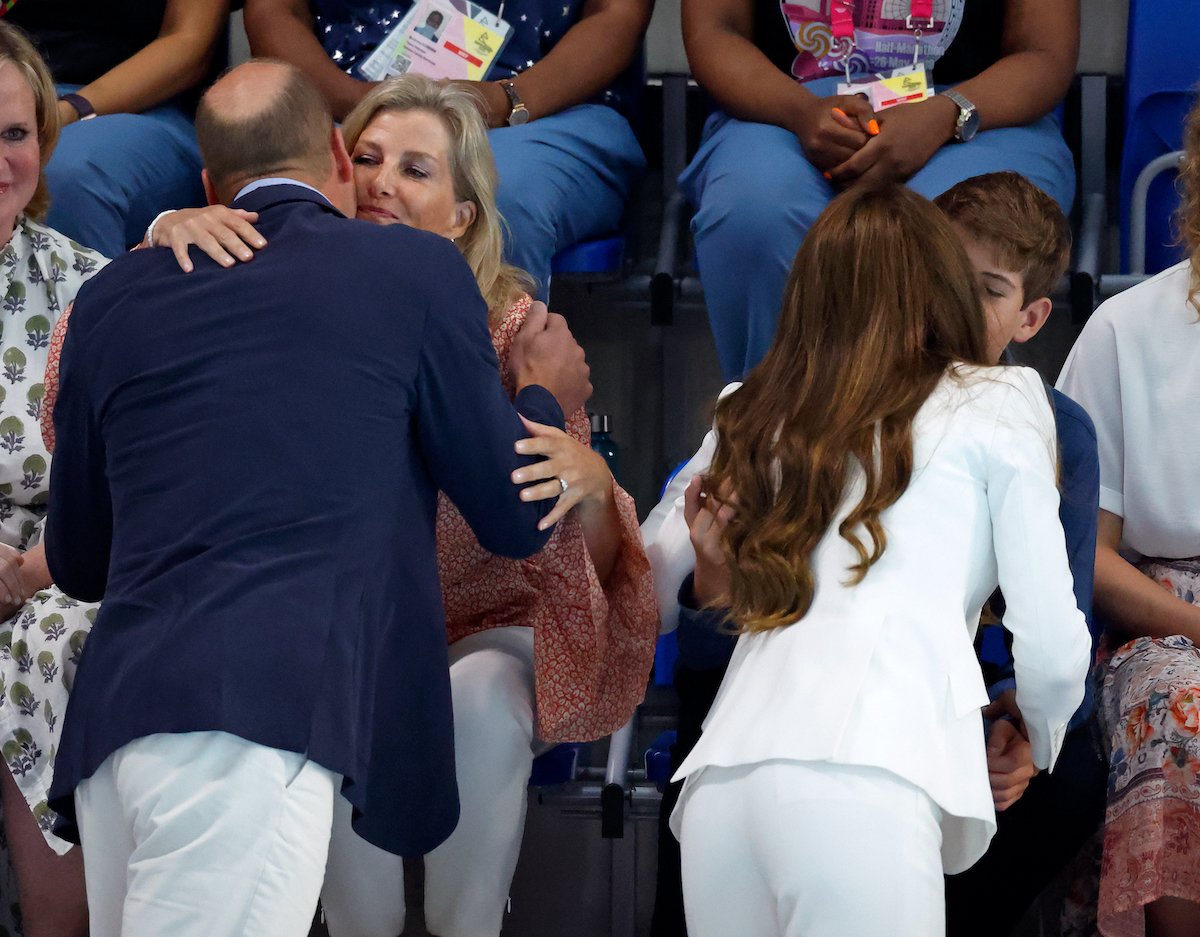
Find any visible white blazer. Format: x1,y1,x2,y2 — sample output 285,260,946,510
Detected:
641,366,1092,873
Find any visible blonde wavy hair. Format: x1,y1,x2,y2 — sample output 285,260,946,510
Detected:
0,21,60,222
1179,91,1200,315
706,186,989,634
341,76,533,316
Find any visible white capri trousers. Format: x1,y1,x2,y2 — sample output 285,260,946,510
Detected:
75,730,339,937
322,625,540,937
678,760,946,937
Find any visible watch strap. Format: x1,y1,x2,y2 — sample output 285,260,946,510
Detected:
942,89,976,141
58,92,97,121
498,79,529,126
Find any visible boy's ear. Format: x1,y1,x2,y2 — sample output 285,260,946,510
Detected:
1010,296,1054,345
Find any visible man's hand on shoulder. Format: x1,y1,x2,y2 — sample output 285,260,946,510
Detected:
510,300,592,416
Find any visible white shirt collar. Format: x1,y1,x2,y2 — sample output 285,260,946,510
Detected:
234,177,334,207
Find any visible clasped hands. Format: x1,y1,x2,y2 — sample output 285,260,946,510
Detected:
983,688,1037,812
794,89,959,189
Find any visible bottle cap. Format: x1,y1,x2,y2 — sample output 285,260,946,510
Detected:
589,413,610,434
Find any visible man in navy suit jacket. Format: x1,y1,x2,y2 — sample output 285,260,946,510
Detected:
44,61,590,937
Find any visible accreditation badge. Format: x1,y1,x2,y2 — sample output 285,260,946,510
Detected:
836,63,932,111
357,0,513,82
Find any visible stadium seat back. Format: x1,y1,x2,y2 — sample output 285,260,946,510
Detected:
1120,0,1200,273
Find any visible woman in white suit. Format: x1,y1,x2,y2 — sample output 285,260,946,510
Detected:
641,185,1091,937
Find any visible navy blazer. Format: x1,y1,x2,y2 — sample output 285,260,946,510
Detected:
45,184,565,855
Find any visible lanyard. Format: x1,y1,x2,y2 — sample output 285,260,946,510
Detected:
830,0,936,77
0,1,19,16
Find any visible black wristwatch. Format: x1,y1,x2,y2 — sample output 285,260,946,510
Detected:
58,92,97,122
498,79,529,127
943,89,979,143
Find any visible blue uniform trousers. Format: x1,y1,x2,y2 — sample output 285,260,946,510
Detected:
45,85,205,258
681,78,1076,381
489,103,644,298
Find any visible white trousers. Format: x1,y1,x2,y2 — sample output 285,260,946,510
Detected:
76,730,339,937
322,626,539,937
678,760,946,937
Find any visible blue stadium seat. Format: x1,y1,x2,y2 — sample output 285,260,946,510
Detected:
1119,0,1200,274
550,235,626,276
644,729,677,787
528,741,586,787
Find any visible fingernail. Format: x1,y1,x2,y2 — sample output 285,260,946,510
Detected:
832,106,847,118
511,471,523,483
538,520,549,531
521,490,532,500
823,172,832,180
868,119,880,135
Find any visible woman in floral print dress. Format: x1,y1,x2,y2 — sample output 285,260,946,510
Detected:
49,74,659,937
0,22,107,937
1057,95,1200,937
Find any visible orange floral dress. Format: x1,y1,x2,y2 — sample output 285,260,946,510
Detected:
43,294,659,744
436,294,658,742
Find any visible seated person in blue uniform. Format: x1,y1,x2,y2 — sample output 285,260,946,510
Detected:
645,170,1102,937
3,0,230,257
242,0,648,298
681,0,1079,381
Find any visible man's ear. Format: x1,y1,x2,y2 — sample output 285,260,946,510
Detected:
202,170,220,207
1011,296,1054,345
331,126,354,184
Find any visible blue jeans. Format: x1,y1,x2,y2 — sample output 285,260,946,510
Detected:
489,104,645,300
45,85,205,258
681,78,1077,381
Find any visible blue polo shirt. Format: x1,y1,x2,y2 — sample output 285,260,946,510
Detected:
309,0,640,115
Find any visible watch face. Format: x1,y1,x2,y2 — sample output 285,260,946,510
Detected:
959,108,981,142
508,106,530,127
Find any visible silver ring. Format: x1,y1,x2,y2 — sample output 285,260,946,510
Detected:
558,477,569,494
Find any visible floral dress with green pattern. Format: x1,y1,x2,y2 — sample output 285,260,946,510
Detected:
0,216,107,887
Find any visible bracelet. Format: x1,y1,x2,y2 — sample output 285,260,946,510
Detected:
144,210,177,247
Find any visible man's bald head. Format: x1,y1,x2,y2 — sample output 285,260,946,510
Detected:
195,60,334,202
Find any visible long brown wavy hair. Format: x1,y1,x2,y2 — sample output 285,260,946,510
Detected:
1178,91,1200,315
705,185,989,633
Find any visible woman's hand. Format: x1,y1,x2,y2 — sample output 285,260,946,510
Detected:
791,92,877,172
825,95,958,188
148,207,266,273
512,417,615,531
0,544,25,620
684,474,734,607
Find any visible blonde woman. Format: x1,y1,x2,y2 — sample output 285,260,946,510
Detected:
44,75,660,937
0,21,108,937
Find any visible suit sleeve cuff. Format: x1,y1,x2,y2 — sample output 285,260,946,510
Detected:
513,385,565,431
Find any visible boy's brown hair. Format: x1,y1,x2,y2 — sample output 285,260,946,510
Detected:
934,171,1072,304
